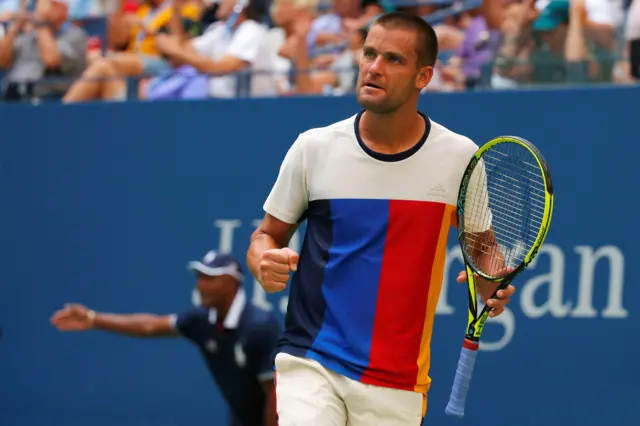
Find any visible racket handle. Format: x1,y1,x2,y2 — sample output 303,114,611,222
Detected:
445,341,479,418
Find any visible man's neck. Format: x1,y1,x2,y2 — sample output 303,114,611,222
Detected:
359,104,426,155
213,288,239,325
215,299,233,323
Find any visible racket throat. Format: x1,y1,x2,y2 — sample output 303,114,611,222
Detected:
467,313,489,341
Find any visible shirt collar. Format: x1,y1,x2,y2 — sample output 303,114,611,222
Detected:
207,289,246,329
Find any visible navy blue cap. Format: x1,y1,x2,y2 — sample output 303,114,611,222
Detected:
187,250,244,281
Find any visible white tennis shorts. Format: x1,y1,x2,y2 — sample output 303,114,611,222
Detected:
274,352,426,426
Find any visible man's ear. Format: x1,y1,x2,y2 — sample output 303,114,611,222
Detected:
416,65,434,90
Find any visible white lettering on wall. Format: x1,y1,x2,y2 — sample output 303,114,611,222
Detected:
520,244,572,319
572,245,627,318
252,278,273,311
213,220,241,253
212,219,628,352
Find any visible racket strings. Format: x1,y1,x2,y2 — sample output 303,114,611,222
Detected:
463,142,546,277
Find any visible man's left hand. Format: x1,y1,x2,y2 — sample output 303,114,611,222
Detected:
456,268,516,318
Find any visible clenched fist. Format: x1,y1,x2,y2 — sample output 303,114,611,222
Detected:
259,247,299,293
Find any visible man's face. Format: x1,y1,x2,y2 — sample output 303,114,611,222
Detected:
271,0,296,26
49,1,68,23
539,25,567,52
356,24,432,114
196,274,233,307
334,0,356,17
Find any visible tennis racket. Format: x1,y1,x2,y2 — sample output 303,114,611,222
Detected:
444,136,554,418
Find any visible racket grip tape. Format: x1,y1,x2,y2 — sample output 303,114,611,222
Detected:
445,341,479,418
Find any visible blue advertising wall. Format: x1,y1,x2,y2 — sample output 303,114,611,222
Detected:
0,85,637,426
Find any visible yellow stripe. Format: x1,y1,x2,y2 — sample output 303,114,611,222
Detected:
414,204,453,394
422,393,428,417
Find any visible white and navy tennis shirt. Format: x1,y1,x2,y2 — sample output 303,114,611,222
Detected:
263,110,484,395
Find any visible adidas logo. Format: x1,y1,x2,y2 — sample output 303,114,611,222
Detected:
430,183,446,193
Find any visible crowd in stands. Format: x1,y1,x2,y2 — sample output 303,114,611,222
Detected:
0,0,637,103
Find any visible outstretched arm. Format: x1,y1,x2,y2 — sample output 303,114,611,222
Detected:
50,303,179,337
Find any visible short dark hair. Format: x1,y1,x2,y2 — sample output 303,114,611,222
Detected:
372,12,439,67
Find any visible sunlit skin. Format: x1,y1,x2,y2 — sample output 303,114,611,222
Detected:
355,24,433,115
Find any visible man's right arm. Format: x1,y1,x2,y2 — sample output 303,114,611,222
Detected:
247,213,300,286
90,312,178,337
247,134,309,292
50,303,178,337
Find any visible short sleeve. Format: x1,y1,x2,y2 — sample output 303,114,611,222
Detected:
244,318,281,382
172,307,209,342
0,0,19,14
263,136,309,224
227,22,266,64
585,0,624,27
192,24,222,56
56,27,87,74
627,0,640,41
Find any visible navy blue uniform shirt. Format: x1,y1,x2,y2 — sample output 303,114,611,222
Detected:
172,290,281,426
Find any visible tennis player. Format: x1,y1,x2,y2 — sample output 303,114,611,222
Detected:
246,11,516,425
50,251,280,426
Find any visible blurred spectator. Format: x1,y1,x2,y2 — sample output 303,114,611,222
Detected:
306,0,365,53
198,0,222,28
104,1,140,54
1,0,631,103
0,0,119,19
0,0,23,21
67,0,119,18
0,0,87,102
436,1,503,90
64,0,201,102
146,0,274,99
490,0,623,88
267,0,319,94
401,1,472,52
490,0,537,88
627,0,639,79
563,0,623,83
286,15,365,94
537,0,624,48
341,0,389,32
